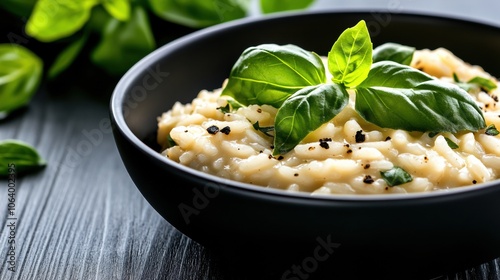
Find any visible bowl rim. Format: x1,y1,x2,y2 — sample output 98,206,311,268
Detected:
111,9,500,202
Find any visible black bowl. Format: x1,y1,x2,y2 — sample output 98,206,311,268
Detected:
110,11,500,279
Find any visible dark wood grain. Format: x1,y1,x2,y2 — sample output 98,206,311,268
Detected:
2,2,500,279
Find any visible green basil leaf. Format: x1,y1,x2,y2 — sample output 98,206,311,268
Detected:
0,44,43,117
355,63,485,133
485,124,500,136
273,84,349,155
358,61,433,88
91,6,155,75
48,32,89,79
467,76,497,92
253,121,274,137
103,0,131,21
260,0,315,14
380,166,412,187
445,137,459,149
328,20,372,88
26,0,99,42
372,42,415,66
222,44,326,108
0,140,46,177
148,0,249,28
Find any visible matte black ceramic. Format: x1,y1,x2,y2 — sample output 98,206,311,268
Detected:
111,11,500,279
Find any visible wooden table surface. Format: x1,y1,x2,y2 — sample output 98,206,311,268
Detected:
2,1,500,279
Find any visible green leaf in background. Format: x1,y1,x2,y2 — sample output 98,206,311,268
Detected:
0,0,37,17
372,42,415,66
222,44,326,108
328,20,372,88
260,0,315,14
273,84,349,155
91,5,155,75
48,32,89,79
380,166,412,187
0,140,46,177
26,0,100,42
102,0,131,21
355,62,486,133
0,44,43,118
149,0,250,28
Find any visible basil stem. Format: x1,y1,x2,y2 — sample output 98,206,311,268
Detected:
222,44,326,108
273,84,348,155
0,140,46,176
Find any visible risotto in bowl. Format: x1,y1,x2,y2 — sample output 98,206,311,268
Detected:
111,11,500,279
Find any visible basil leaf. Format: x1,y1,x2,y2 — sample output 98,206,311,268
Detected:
222,44,326,108
273,84,349,155
253,121,274,137
372,42,415,66
467,76,497,92
102,0,131,21
26,0,99,42
91,6,155,75
445,137,459,149
148,0,249,28
0,44,43,118
358,61,433,88
355,62,485,133
328,20,372,88
0,140,46,177
380,166,412,187
485,124,500,136
48,32,89,79
260,0,315,14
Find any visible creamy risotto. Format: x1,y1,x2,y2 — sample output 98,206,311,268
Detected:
157,48,500,195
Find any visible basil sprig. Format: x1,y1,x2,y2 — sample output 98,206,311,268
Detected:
222,20,486,155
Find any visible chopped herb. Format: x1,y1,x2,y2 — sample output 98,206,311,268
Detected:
485,124,500,136
217,103,231,114
444,137,459,149
380,166,413,187
167,134,177,147
252,121,274,137
428,132,438,138
206,125,219,135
